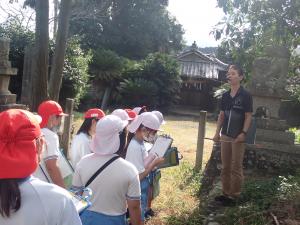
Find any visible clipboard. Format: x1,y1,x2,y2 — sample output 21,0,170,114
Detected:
68,190,91,214
33,149,74,188
33,150,91,214
149,136,173,157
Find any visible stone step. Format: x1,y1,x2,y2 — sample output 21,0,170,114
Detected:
0,94,16,104
255,118,288,131
255,128,295,145
246,141,300,155
0,103,27,112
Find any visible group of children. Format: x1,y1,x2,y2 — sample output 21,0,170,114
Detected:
0,101,166,225
0,63,252,224
70,106,166,225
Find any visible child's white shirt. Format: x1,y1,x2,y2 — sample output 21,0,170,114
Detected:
70,132,92,168
125,138,148,174
0,177,82,225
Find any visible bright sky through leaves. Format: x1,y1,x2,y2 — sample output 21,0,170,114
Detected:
168,0,224,47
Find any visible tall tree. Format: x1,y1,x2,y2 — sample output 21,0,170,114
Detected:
53,0,59,38
49,0,72,101
70,0,184,59
32,0,49,110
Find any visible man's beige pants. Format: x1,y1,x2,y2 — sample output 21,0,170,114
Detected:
221,135,245,198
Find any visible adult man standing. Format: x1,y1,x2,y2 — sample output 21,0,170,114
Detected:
213,65,253,205
38,100,68,188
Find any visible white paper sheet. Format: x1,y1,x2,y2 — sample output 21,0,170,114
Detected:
149,136,173,157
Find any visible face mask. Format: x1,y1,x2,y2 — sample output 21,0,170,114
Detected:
50,125,61,133
146,133,157,143
142,128,157,143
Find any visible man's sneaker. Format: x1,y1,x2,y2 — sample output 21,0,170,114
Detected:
214,195,236,207
214,195,229,202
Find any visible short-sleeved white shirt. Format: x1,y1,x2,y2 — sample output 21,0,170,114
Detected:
70,132,92,168
125,138,148,174
0,177,82,225
41,128,60,161
72,153,141,216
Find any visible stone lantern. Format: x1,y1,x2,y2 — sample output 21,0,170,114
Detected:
0,38,26,111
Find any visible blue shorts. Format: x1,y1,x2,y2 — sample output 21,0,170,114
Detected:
80,210,127,225
140,176,150,221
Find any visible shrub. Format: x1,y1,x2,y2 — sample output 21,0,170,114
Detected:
59,37,91,107
118,52,181,109
117,78,159,107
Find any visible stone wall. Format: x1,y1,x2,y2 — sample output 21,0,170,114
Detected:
200,142,300,196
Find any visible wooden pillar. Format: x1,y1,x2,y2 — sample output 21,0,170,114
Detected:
195,111,207,171
61,98,74,158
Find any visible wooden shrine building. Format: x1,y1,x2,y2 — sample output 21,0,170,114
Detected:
176,42,228,110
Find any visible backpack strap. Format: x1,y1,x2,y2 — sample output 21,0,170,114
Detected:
85,155,120,187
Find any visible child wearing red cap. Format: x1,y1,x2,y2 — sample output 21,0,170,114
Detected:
70,108,105,167
0,109,81,225
38,100,68,188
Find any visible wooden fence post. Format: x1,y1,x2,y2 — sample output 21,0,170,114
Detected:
61,98,74,158
195,110,207,171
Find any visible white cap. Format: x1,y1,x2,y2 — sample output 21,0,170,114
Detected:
152,110,166,125
91,115,128,155
128,112,161,133
33,114,42,124
111,109,132,121
132,106,146,115
132,107,142,115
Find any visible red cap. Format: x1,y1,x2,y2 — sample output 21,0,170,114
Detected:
84,108,105,119
0,109,42,179
124,109,137,120
38,100,68,128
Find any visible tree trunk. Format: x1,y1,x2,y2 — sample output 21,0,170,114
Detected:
32,0,49,111
49,0,72,101
101,86,112,110
21,45,35,109
53,0,59,39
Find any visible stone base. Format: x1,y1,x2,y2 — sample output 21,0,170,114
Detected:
0,94,16,104
256,129,295,145
0,103,28,112
256,117,288,131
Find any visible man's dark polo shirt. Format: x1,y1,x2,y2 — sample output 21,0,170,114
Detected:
220,86,253,138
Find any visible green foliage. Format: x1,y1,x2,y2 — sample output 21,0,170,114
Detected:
70,0,184,59
213,83,230,99
89,48,126,83
287,52,300,101
59,37,91,107
117,53,181,109
221,174,300,225
117,78,159,107
289,128,300,144
222,202,268,225
142,53,181,107
214,0,300,79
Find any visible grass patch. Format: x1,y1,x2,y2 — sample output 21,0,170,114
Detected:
220,173,300,225
147,161,205,225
